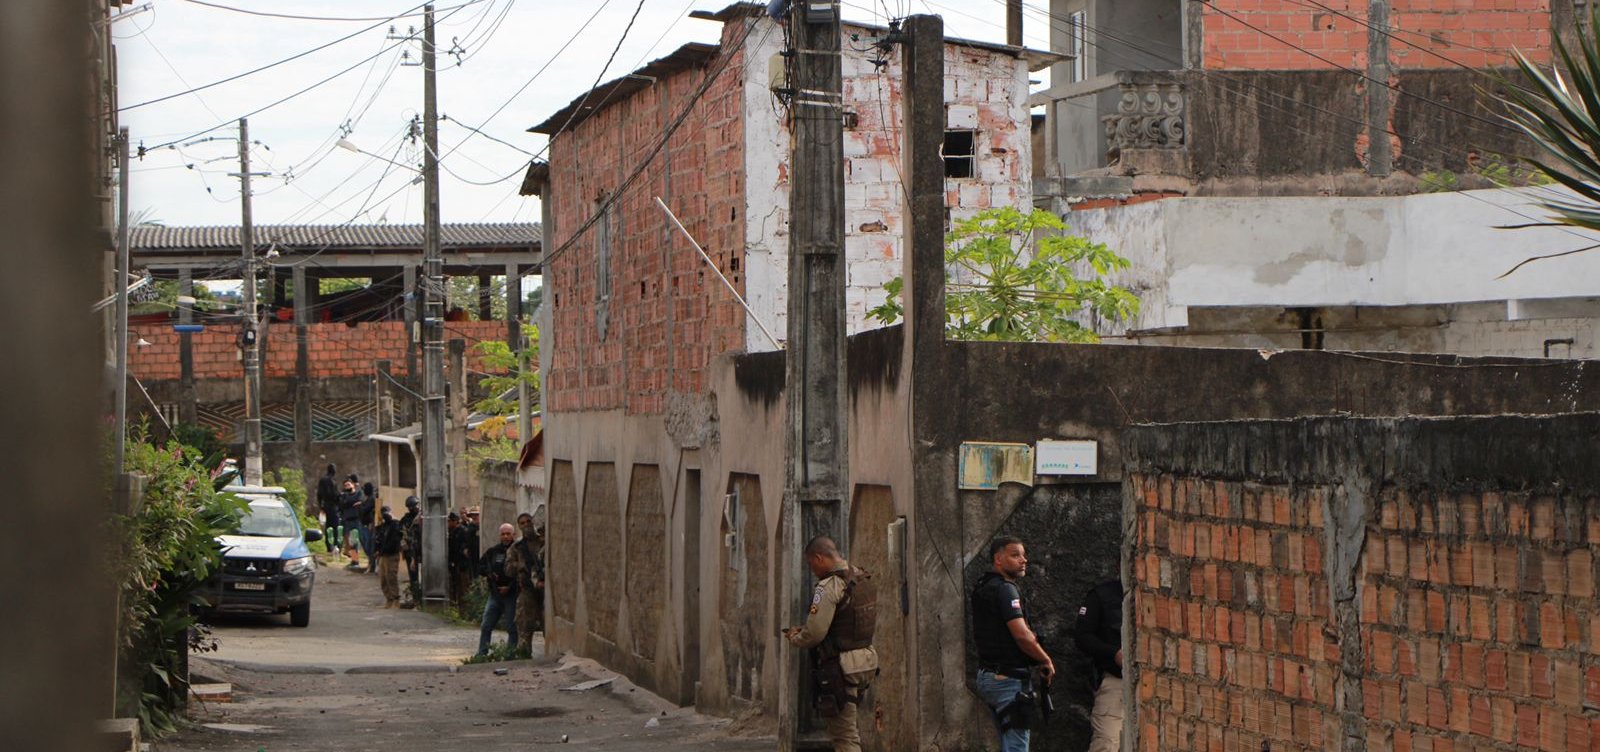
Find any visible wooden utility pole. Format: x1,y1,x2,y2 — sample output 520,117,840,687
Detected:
420,3,450,604
782,1,848,748
238,117,263,485
1006,0,1023,47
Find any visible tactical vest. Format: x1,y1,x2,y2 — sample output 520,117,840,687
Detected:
824,567,877,652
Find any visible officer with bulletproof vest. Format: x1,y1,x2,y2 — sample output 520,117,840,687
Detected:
782,535,879,752
971,535,1055,752
1075,579,1124,752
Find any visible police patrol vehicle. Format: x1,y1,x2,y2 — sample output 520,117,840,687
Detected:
201,485,322,627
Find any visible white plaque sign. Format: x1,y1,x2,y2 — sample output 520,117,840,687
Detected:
1035,440,1097,476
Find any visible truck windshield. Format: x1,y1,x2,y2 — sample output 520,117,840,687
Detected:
237,502,299,538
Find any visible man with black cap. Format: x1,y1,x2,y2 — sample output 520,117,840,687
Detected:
373,505,405,608
505,512,545,655
971,535,1054,752
399,496,422,589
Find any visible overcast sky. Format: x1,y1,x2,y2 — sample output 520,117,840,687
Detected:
117,0,1053,229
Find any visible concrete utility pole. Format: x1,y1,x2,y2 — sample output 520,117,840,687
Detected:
238,117,263,486
1006,0,1023,47
420,3,450,604
113,128,131,473
782,1,848,748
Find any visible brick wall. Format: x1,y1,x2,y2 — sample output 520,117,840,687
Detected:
1125,415,1600,752
128,320,509,381
543,22,748,416
1129,473,1342,751
1201,0,1551,70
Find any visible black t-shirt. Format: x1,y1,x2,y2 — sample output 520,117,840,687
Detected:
1075,580,1124,678
971,572,1032,672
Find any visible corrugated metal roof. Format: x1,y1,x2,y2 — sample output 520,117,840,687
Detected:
131,223,541,252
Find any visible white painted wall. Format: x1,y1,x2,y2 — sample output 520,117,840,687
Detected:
740,18,1035,352
1064,187,1600,333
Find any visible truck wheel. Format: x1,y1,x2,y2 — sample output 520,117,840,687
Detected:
290,602,311,628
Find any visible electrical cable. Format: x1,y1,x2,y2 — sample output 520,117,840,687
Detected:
122,0,445,112
540,15,771,270
179,0,486,23
428,0,615,166
143,2,475,151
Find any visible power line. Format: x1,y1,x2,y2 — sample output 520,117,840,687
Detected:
122,1,441,112
431,0,616,163
179,0,485,23
540,16,771,269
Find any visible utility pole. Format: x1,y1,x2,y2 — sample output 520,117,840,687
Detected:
419,3,450,605
782,2,848,748
113,128,131,474
238,117,263,486
1006,0,1023,47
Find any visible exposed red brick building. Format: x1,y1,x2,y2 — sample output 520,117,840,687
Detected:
522,0,1053,726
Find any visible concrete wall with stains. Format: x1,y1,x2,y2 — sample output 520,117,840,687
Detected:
1061,187,1600,354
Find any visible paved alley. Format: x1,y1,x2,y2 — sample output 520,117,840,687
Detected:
158,561,774,751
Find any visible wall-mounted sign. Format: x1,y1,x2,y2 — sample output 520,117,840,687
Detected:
1036,439,1097,476
958,442,1034,490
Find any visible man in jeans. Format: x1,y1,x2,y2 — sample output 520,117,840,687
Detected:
476,523,520,656
970,536,1054,752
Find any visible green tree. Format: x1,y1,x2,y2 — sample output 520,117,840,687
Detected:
448,276,506,320
468,327,540,464
1501,6,1600,235
868,207,1139,342
114,433,246,735
472,325,540,415
131,279,218,316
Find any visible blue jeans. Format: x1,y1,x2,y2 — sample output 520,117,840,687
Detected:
975,669,1031,752
478,590,519,655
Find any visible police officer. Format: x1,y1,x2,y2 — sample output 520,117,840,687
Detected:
970,536,1054,752
782,535,878,752
1075,579,1124,752
505,512,545,655
399,496,421,588
373,506,405,608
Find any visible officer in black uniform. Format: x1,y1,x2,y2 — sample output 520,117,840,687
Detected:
1075,579,1124,752
970,535,1054,752
783,535,879,752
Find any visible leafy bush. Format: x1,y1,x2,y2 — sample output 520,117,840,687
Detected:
114,435,246,736
869,207,1140,342
263,468,326,554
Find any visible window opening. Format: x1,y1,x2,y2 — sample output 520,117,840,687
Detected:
1069,10,1087,82
943,130,976,178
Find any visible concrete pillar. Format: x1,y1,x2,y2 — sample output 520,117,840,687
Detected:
447,338,470,522
404,264,419,421
477,273,494,321
178,268,198,424
376,360,394,434
293,265,312,465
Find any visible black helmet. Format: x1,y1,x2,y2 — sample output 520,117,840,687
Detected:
405,495,419,510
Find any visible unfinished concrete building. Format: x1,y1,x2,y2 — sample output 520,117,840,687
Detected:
1034,0,1600,359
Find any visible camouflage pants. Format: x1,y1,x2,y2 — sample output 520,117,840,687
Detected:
515,586,544,653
